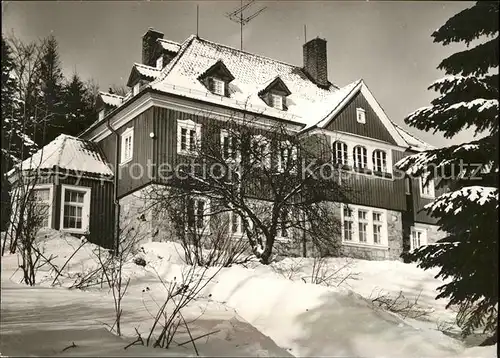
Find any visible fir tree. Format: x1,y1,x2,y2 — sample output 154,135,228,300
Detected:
396,2,498,342
63,73,95,136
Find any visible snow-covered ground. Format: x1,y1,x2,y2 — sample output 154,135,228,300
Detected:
1,230,496,357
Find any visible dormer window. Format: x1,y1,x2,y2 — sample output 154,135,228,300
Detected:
211,78,225,96
156,56,163,69
270,94,283,110
356,108,366,124
133,83,140,96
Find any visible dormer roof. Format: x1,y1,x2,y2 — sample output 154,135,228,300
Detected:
258,76,292,96
198,59,235,83
127,63,161,87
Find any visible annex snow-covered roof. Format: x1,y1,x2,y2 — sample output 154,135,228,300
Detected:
99,92,124,108
8,134,113,178
157,38,181,53
393,124,435,152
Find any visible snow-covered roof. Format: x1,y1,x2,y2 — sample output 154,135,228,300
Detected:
393,124,434,152
99,92,123,108
157,38,181,53
133,63,161,79
9,134,113,178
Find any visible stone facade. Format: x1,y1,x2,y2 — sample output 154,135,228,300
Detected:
412,222,447,244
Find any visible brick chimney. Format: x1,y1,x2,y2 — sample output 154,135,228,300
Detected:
142,28,164,67
303,37,328,87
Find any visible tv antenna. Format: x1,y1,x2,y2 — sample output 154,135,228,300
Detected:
225,0,267,50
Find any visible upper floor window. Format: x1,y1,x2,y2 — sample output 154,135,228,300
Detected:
156,55,164,69
405,176,411,195
221,129,240,162
420,173,435,198
333,141,348,166
356,108,366,124
250,135,271,168
60,185,91,233
277,141,298,172
211,78,225,96
372,150,387,173
177,119,201,155
132,83,140,96
410,227,427,250
353,145,368,169
270,94,284,110
120,127,134,164
98,109,105,121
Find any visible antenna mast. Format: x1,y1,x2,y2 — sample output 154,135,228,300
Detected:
225,0,267,50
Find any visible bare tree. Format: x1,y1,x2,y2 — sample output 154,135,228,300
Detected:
145,107,352,264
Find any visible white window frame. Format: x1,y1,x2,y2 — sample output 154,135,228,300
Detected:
186,196,210,234
353,145,368,169
156,55,164,69
341,203,388,246
120,127,134,165
372,149,388,173
333,141,348,166
30,184,54,229
277,141,297,173
276,207,291,241
250,134,271,169
410,227,428,251
60,184,91,234
270,93,284,110
419,172,435,198
229,210,243,237
356,107,366,124
212,78,225,96
220,129,240,162
177,119,202,156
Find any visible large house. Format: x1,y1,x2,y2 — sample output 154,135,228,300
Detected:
9,28,446,260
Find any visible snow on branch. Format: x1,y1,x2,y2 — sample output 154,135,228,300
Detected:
424,186,498,215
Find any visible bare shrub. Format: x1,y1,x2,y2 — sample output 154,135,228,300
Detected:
370,288,433,320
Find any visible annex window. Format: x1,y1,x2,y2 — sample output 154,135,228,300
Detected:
120,127,134,164
270,94,284,110
250,135,271,169
353,145,368,169
410,227,427,250
356,108,366,124
60,185,91,233
341,204,387,246
211,78,225,96
177,119,201,155
333,141,348,166
372,150,387,173
221,129,240,162
419,172,435,198
186,197,210,233
29,185,53,228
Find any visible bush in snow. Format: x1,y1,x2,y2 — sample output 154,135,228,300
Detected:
395,2,498,342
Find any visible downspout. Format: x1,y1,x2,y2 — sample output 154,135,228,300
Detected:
106,118,121,255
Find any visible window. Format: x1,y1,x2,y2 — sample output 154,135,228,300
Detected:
358,210,368,243
356,108,366,124
372,150,387,173
98,110,105,121
29,185,53,228
419,172,435,198
353,146,368,169
341,204,387,245
221,130,240,161
373,212,383,244
333,141,348,166
270,94,284,110
211,78,225,96
411,227,427,250
186,197,210,233
277,208,290,239
156,56,163,69
177,119,201,155
229,211,243,236
60,185,91,233
133,83,140,96
343,206,353,241
120,127,134,164
250,135,271,168
405,177,411,195
277,141,297,172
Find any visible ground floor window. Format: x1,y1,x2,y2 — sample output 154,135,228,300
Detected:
229,210,243,236
186,196,210,233
341,204,388,246
410,227,427,250
60,185,91,233
29,185,53,228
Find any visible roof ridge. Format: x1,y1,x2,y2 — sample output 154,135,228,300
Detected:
134,62,160,71
99,91,124,99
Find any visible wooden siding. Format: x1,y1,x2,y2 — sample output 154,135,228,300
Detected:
325,92,397,145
